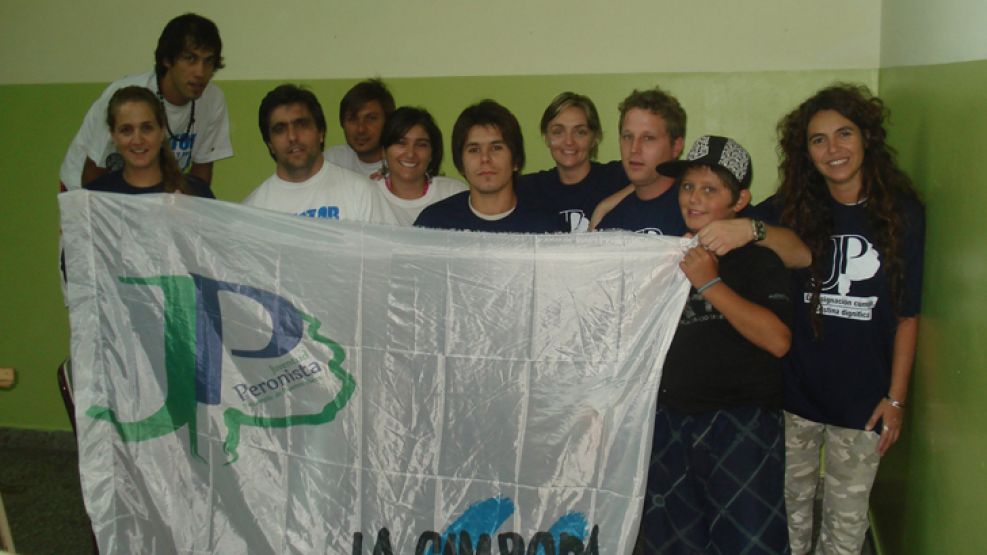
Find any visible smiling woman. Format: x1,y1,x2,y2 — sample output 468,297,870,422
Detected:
516,92,627,232
762,84,926,555
370,106,466,226
83,86,213,197
806,109,866,199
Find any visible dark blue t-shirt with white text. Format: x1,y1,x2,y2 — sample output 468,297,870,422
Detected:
753,194,925,429
413,191,565,233
596,184,686,237
516,160,628,232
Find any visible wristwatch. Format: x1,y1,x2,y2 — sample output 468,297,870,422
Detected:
751,219,766,242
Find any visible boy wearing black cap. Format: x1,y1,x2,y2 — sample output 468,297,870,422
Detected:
637,136,792,554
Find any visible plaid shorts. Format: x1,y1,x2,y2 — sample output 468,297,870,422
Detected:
637,405,790,555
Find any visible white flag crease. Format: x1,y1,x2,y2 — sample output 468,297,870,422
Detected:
60,191,690,555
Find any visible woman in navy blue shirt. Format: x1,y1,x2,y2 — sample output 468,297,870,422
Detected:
515,92,626,232
762,84,924,554
85,86,213,198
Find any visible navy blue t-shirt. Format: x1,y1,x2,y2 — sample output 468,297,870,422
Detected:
516,160,628,232
753,195,925,429
66,170,213,282
85,170,215,198
595,184,687,236
413,191,565,233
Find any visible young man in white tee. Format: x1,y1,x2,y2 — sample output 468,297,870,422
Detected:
59,13,233,192
244,84,396,224
322,79,395,177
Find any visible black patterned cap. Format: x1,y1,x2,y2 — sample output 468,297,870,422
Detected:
657,135,752,189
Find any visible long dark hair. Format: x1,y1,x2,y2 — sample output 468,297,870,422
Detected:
776,83,922,336
107,86,189,194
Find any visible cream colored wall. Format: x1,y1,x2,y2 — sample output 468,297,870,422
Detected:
1,0,880,84
882,0,987,67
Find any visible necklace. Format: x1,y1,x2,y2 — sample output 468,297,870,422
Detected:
385,174,430,198
156,79,196,140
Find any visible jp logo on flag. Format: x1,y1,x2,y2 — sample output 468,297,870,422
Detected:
60,191,689,554
86,274,354,463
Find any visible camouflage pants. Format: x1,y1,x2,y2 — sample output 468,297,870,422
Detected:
784,412,880,555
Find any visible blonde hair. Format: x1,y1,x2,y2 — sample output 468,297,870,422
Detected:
539,91,603,159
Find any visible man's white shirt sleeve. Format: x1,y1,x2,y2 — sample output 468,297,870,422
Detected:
192,85,233,164
58,71,234,191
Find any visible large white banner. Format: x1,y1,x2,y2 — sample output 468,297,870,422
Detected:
60,191,690,555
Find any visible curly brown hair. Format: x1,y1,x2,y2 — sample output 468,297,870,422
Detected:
775,83,922,336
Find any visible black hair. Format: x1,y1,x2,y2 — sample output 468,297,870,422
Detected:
258,84,327,157
380,106,444,177
154,13,224,79
338,79,395,125
451,100,525,179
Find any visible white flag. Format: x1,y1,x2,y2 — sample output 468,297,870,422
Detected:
60,191,690,555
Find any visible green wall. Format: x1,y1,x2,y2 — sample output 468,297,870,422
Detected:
1,1,983,552
869,59,987,554
0,69,876,430
199,70,882,202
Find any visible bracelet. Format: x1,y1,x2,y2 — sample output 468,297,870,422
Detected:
885,395,906,409
696,277,722,294
751,219,767,242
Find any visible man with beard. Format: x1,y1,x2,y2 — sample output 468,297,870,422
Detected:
323,79,395,177
244,84,395,224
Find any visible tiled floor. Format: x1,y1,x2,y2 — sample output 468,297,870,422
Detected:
0,427,876,554
0,429,94,555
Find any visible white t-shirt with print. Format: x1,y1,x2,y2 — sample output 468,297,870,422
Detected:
243,160,398,224
323,144,383,177
59,71,233,191
370,175,468,226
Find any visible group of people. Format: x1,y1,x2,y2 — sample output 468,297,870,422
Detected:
60,12,925,555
